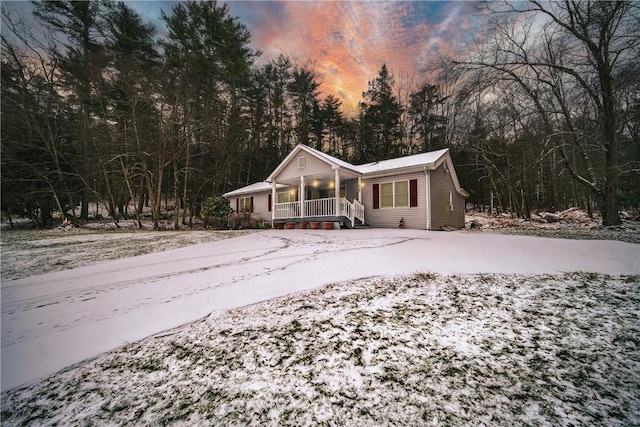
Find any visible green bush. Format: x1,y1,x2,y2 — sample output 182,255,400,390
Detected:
201,196,233,229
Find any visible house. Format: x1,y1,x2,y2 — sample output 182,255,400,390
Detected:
223,144,469,230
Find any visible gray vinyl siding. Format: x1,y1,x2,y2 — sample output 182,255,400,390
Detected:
229,192,271,221
277,152,333,181
345,178,359,202
362,172,427,229
430,163,465,229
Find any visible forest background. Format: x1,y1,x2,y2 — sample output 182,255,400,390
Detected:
1,0,638,229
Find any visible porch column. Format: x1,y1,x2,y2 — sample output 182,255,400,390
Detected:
357,176,362,202
271,181,277,223
334,167,341,216
300,176,305,218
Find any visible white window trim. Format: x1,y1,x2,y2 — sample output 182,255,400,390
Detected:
449,192,454,211
298,155,306,169
379,180,409,209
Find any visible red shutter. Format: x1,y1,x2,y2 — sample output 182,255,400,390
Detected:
410,179,418,207
250,197,254,212
268,194,272,211
236,198,239,213
373,184,379,209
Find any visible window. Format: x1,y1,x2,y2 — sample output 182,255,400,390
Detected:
239,196,253,212
449,192,454,211
395,181,409,207
380,183,394,208
377,180,410,208
298,155,306,169
277,191,294,203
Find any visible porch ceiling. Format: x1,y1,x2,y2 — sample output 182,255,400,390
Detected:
270,169,361,186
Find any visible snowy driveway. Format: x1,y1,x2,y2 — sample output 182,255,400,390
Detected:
2,229,638,391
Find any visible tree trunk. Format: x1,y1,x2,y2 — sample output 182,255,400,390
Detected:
121,157,143,229
173,159,180,230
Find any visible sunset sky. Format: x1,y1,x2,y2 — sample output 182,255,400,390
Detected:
129,1,481,111
5,1,481,111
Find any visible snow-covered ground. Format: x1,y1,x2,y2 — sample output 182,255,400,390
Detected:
0,228,255,281
1,229,640,425
466,208,640,243
2,273,639,426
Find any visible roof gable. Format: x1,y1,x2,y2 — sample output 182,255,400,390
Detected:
266,144,359,182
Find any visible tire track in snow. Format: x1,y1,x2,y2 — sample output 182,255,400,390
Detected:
1,237,296,347
3,235,415,347
223,236,421,285
1,236,294,310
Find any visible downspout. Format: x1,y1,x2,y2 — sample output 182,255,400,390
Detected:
271,181,276,226
424,167,431,230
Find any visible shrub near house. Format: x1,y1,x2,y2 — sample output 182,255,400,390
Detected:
201,196,233,229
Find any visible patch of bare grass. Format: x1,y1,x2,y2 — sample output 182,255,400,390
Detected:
2,273,638,426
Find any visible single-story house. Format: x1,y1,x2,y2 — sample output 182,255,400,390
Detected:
223,144,469,230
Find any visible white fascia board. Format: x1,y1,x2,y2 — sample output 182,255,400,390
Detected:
361,164,437,179
223,182,286,197
267,144,361,182
436,154,469,198
266,145,306,182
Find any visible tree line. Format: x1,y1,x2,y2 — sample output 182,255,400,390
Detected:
2,0,638,228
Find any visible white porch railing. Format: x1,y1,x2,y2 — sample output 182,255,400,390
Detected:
274,197,365,227
304,198,336,217
274,201,301,219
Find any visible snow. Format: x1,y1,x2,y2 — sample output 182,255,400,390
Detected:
2,273,639,425
355,148,449,174
466,209,640,243
2,229,637,395
0,228,255,281
247,144,454,195
298,143,449,175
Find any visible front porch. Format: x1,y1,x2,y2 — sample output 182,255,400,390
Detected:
273,197,365,228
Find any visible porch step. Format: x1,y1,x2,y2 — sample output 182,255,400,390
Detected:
341,217,369,229
352,223,370,229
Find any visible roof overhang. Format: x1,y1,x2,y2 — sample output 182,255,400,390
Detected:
438,153,469,198
223,182,287,198
232,144,469,199
361,150,468,198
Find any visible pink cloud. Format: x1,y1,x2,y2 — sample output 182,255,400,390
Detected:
241,1,474,112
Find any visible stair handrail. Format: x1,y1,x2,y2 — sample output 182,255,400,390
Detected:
340,198,355,228
353,199,365,225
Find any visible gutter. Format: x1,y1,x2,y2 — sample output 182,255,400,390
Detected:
424,167,431,231
361,164,436,180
